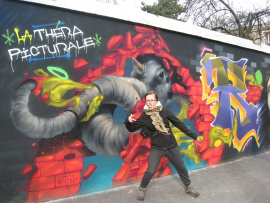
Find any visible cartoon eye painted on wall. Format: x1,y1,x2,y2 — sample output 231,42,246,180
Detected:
159,71,165,78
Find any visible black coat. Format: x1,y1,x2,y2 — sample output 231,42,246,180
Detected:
125,107,198,150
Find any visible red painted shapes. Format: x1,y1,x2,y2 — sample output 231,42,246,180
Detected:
22,164,33,175
82,164,97,180
130,100,146,120
124,31,135,50
74,58,89,71
107,35,124,51
172,83,186,95
67,140,85,150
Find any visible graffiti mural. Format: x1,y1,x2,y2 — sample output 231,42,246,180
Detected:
0,0,269,202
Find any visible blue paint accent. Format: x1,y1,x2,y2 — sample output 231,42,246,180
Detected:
32,22,65,28
78,155,123,194
167,99,181,113
113,106,127,123
28,54,70,62
124,58,132,77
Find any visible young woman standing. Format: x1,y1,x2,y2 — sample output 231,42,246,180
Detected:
125,91,201,201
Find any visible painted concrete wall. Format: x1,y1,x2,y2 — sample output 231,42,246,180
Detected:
0,0,270,202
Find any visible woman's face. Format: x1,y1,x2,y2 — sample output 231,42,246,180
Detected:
145,94,157,110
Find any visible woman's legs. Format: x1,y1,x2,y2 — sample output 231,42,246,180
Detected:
140,148,164,188
138,147,199,199
165,147,191,186
165,147,199,197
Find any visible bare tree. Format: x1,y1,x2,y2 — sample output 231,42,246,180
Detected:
183,0,270,44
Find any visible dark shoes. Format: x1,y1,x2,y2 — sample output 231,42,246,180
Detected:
136,187,146,201
185,185,200,197
136,185,199,200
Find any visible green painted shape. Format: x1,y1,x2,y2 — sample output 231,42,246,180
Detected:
255,70,262,85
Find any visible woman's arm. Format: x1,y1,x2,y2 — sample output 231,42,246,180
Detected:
166,108,199,140
125,113,145,132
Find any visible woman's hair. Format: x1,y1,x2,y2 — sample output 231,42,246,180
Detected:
144,91,158,101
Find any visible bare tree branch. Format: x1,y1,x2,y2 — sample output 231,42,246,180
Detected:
182,0,270,44
141,0,270,44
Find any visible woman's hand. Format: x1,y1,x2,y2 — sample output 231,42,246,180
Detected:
128,114,137,123
194,135,203,146
196,136,203,142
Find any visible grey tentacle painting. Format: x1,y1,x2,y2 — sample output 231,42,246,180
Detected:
10,55,173,157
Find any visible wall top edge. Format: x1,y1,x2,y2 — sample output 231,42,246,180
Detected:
20,0,270,55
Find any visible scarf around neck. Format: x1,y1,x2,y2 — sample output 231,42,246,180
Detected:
144,102,170,135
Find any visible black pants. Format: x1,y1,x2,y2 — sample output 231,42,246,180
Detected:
140,146,191,188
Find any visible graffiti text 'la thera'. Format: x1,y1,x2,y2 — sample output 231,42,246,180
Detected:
7,25,99,72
